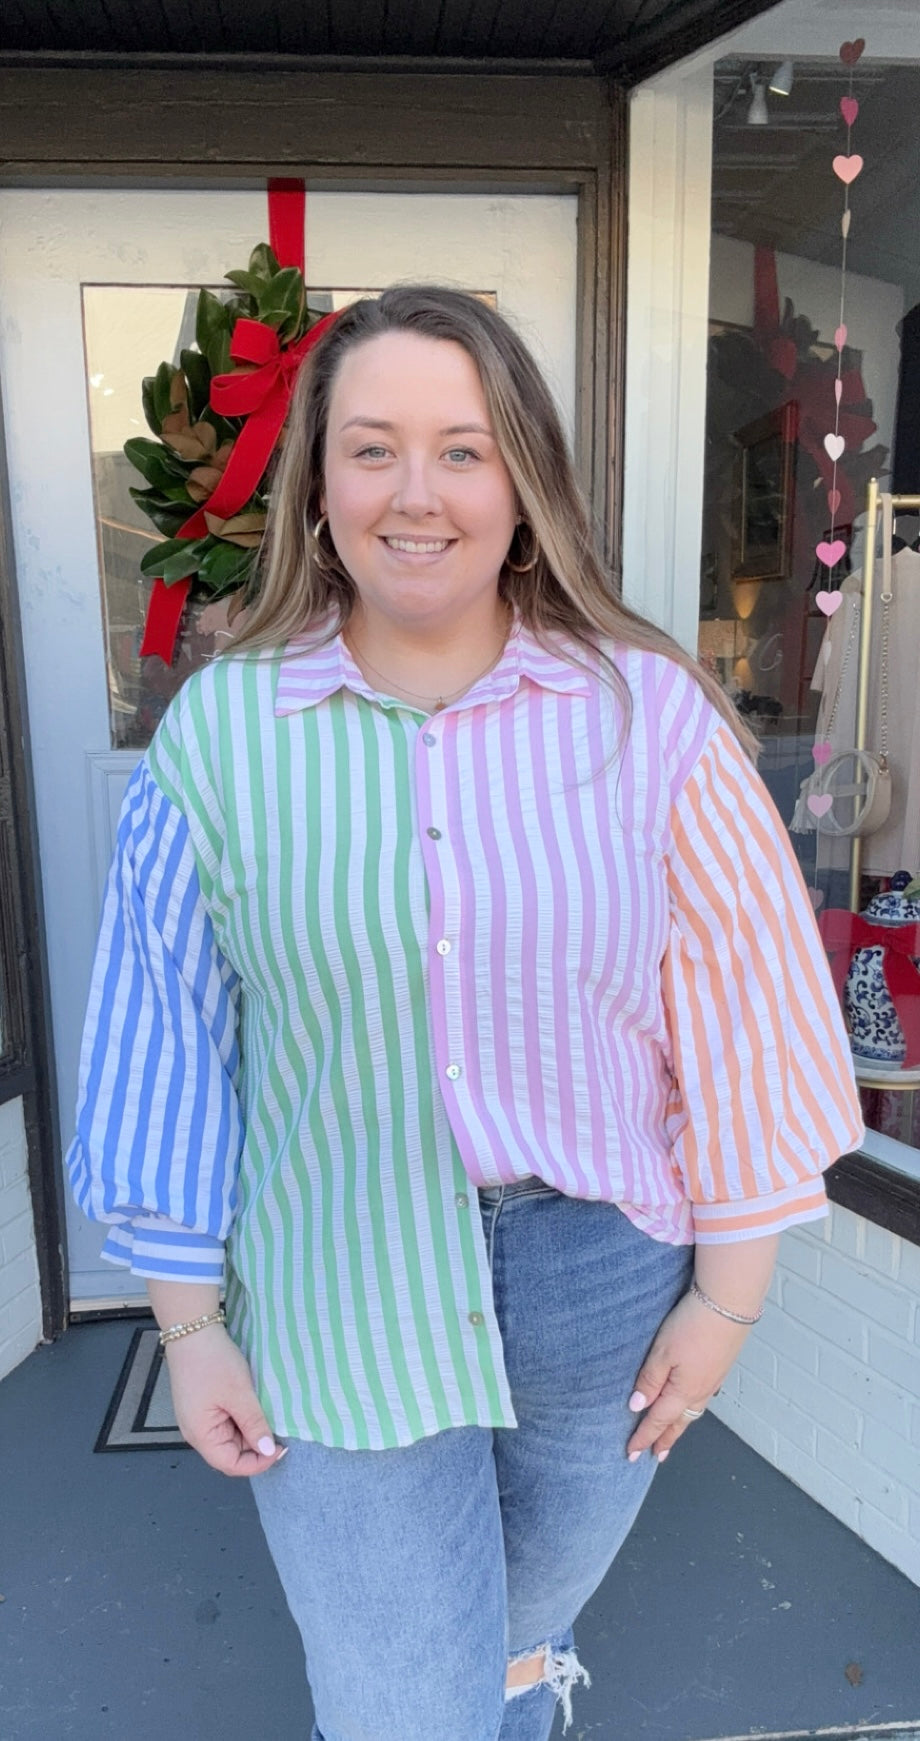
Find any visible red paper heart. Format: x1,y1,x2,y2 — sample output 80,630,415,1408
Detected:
839,39,865,66
816,591,843,616
828,490,842,515
807,794,834,818
813,741,833,766
840,96,859,126
809,887,826,911
817,539,847,568
833,154,863,186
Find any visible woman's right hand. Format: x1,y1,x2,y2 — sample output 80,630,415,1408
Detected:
163,1324,287,1477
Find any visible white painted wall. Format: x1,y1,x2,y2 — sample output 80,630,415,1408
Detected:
712,1202,920,1588
0,1096,42,1380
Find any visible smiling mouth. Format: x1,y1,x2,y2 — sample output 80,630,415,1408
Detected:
382,536,455,554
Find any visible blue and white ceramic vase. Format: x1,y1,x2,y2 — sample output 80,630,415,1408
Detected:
843,871,920,1068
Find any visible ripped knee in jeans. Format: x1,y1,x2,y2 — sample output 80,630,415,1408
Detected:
505,1642,592,1733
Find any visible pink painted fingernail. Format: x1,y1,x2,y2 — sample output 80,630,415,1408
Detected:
628,1450,642,1463
274,1445,290,1461
257,1435,276,1456
657,1448,670,1462
628,1390,648,1412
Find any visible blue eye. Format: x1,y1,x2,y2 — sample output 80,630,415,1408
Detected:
357,445,389,460
446,448,478,464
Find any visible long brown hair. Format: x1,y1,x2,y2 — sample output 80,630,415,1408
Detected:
230,284,758,759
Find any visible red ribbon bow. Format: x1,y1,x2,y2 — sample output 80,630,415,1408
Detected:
818,908,920,1067
140,185,339,663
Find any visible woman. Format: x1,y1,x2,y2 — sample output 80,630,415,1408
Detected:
68,286,864,1741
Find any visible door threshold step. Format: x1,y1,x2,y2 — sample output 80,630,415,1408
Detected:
700,1725,920,1741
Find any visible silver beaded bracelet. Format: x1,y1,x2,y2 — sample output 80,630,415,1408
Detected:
689,1279,763,1326
158,1307,227,1347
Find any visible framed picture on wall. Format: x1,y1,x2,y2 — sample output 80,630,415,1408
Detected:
731,402,798,582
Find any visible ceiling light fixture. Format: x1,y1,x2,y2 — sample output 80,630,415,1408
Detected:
769,58,794,97
747,76,769,125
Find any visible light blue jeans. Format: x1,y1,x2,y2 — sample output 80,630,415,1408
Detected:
252,1176,693,1741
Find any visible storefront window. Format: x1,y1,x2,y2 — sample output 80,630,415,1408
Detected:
701,55,920,1167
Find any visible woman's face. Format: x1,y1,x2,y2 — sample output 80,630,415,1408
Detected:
322,330,518,635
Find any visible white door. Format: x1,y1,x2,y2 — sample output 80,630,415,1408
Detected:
0,188,578,1306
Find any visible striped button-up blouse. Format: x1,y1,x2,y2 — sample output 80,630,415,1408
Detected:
67,617,864,1449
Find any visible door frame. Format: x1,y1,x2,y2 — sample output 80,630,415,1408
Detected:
0,61,626,1315
0,379,67,1338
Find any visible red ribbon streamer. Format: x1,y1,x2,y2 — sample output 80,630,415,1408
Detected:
818,908,920,1067
141,182,338,664
268,179,306,276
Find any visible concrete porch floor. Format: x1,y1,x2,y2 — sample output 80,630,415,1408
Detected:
1,1319,919,1741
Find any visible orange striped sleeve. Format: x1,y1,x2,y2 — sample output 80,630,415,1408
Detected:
662,723,865,1244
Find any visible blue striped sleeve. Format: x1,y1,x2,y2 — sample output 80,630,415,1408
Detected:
66,760,242,1282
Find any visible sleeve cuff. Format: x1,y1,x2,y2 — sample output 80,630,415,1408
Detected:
691,1177,830,1243
101,1214,226,1281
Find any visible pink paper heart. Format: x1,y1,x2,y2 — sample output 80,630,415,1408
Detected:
839,38,865,66
833,154,863,186
807,794,834,818
816,591,843,616
828,489,841,514
834,324,847,349
835,379,843,404
813,741,833,766
840,96,859,126
817,539,847,568
809,887,826,910
824,433,845,462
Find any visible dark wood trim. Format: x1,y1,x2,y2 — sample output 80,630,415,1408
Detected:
826,1152,920,1248
0,373,68,1339
0,66,610,173
596,0,782,86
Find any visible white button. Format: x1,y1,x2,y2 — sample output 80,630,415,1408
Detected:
436,939,451,955
445,1064,461,1080
455,1193,469,1208
422,732,436,747
468,1311,484,1326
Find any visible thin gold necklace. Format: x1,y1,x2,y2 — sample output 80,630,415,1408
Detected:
347,618,511,712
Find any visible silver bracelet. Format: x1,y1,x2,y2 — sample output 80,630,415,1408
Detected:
158,1307,226,1347
689,1279,763,1326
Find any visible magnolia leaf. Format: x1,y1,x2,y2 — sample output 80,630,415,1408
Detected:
248,242,280,279
224,269,265,298
152,360,178,427
123,437,190,490
257,266,305,336
197,538,254,594
161,420,218,463
196,288,233,376
128,487,192,536
160,538,210,584
903,877,920,900
141,376,161,437
180,348,212,422
139,536,187,576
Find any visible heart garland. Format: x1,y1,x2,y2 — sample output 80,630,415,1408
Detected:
817,35,866,597
808,36,866,914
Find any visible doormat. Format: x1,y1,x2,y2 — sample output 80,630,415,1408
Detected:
95,1325,187,1451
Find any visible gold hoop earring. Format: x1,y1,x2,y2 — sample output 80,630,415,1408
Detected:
506,522,540,574
310,513,336,573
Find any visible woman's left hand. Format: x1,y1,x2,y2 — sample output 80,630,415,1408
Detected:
625,1288,752,1461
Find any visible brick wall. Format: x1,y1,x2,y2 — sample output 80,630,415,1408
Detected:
0,1096,42,1380
711,1201,920,1587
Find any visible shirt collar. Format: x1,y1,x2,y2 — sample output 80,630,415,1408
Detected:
273,612,595,717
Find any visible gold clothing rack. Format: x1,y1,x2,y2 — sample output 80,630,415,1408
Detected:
849,481,920,912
